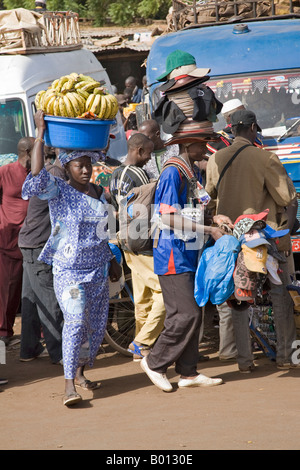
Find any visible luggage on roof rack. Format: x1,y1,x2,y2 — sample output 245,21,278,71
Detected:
0,8,82,55
167,0,300,32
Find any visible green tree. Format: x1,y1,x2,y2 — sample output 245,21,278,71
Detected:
108,0,138,26
3,0,34,9
2,0,171,25
138,0,171,19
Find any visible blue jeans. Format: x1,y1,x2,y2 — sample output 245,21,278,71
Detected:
20,248,63,363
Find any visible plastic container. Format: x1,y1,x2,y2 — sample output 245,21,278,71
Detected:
44,115,116,150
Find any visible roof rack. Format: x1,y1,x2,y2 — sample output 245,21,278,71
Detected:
0,9,82,55
168,0,300,31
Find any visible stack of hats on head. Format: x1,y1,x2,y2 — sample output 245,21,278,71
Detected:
227,209,290,309
153,49,222,145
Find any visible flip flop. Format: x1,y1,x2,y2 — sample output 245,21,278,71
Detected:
127,342,150,361
75,379,101,390
63,392,82,406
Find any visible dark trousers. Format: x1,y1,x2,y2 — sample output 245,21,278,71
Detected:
146,272,202,377
0,249,22,337
20,248,63,363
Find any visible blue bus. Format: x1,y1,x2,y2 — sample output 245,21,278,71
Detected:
146,4,300,261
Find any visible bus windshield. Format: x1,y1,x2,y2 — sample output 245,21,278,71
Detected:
0,99,27,162
209,71,300,138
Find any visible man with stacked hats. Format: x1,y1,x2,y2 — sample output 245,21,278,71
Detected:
139,50,230,391
140,132,226,391
206,108,298,371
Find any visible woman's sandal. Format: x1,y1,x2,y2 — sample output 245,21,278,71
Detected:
74,379,101,390
127,342,150,362
63,392,82,406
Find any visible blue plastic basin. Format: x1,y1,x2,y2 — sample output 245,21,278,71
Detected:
44,115,116,150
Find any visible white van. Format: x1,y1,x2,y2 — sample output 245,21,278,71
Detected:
0,45,127,159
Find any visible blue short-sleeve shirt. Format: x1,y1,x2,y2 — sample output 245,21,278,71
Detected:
153,166,201,276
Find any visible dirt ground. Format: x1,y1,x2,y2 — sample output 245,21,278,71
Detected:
1,308,300,452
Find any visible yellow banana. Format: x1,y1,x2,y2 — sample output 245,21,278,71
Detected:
51,79,59,90
66,92,81,116
56,76,69,92
35,90,46,109
103,94,113,119
90,93,101,114
59,96,68,117
79,81,101,93
63,94,75,118
39,91,47,112
93,86,105,95
74,80,98,91
61,78,76,93
105,94,119,119
76,89,90,100
53,97,61,116
85,93,96,112
111,95,119,118
46,95,57,115
74,93,86,115
43,89,57,109
98,94,107,119
78,74,95,82
68,72,80,80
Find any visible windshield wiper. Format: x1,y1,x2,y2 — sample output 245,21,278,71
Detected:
277,117,300,142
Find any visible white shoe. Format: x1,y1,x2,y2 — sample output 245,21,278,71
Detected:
178,373,223,388
140,357,173,392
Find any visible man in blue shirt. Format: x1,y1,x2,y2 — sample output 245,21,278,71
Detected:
140,133,228,392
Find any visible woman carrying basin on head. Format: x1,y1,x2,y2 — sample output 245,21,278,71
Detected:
22,110,122,406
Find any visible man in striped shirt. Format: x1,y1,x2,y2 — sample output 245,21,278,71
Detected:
109,133,167,362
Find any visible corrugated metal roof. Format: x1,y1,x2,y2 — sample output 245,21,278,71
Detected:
84,41,151,53
80,27,157,53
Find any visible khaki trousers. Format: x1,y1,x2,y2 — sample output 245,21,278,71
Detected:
124,252,166,347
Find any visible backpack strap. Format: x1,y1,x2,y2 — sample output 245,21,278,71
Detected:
162,156,206,202
152,157,201,249
116,166,129,205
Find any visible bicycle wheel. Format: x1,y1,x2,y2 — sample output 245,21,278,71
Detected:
105,274,135,356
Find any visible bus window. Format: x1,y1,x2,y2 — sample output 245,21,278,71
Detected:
0,99,27,161
209,71,300,138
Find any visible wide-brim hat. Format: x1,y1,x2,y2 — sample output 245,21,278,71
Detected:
157,49,210,82
158,75,210,94
165,131,221,146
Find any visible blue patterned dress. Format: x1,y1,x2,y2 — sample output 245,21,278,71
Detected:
22,168,112,379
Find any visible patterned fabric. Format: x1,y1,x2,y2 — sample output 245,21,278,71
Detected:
58,150,103,167
22,168,112,378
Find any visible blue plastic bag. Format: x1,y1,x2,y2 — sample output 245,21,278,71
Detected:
194,235,241,307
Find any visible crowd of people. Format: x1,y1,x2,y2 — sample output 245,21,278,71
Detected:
0,51,299,405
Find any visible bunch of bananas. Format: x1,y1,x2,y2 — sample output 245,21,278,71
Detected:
35,73,119,120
